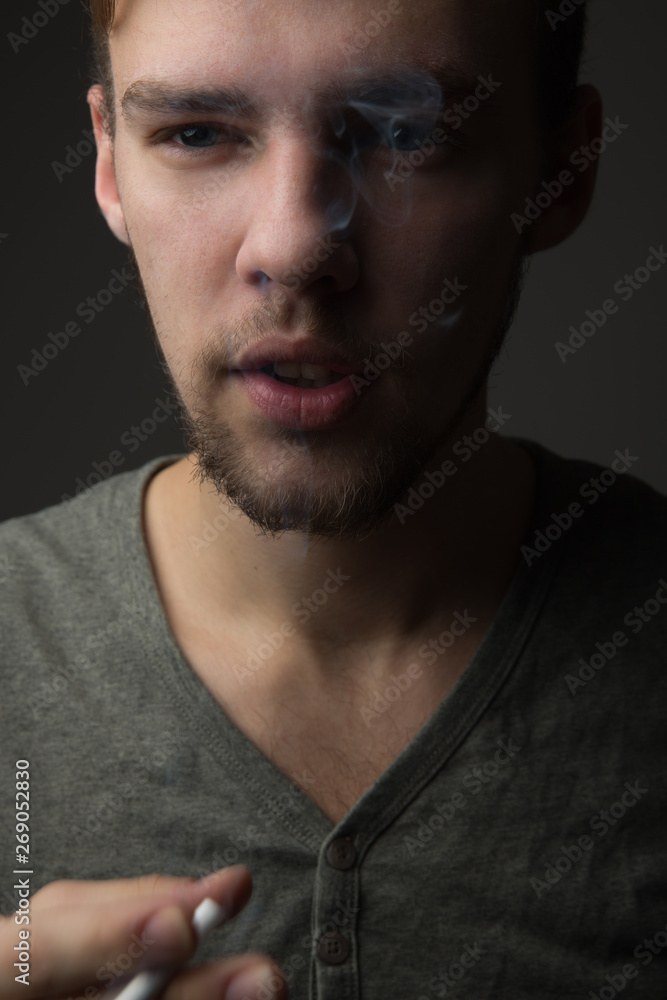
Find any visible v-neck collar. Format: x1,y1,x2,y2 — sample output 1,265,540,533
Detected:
119,438,565,849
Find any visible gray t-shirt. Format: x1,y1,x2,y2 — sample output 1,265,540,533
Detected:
1,438,666,999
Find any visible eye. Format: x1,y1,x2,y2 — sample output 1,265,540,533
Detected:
344,90,444,157
174,125,221,148
342,116,440,160
384,120,435,152
152,122,250,157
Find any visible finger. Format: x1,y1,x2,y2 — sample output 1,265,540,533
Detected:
0,866,252,999
162,954,289,1000
35,866,243,911
33,873,196,912
0,902,192,1000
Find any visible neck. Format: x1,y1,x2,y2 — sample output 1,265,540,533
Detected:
144,414,536,690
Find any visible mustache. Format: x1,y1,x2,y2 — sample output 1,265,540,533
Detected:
124,241,416,391
188,292,415,390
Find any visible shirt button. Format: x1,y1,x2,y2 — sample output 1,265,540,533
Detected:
317,930,350,965
326,837,356,870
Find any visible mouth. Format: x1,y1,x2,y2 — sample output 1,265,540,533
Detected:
230,362,371,431
239,361,351,389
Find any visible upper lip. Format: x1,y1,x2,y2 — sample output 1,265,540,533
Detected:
233,339,363,375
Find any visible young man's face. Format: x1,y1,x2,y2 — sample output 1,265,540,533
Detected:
93,0,547,539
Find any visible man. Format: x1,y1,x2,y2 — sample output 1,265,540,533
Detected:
1,0,666,998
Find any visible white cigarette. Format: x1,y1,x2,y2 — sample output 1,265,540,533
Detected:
110,897,228,1000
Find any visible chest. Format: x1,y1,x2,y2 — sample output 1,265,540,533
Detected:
241,707,433,826
177,633,447,825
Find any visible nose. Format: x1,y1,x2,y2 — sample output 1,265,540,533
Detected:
235,136,361,294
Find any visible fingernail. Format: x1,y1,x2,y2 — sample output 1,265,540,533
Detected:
218,864,249,880
199,865,249,911
203,864,248,888
225,962,280,1000
139,905,193,963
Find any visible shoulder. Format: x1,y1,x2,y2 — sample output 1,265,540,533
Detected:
516,438,667,633
0,454,185,619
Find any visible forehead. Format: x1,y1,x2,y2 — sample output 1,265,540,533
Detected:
110,0,532,111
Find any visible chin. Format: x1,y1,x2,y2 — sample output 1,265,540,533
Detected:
185,415,429,542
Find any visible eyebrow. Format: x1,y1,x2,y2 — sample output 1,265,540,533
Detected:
121,81,261,124
121,65,489,126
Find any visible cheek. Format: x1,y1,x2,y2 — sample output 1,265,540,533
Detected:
353,168,525,417
118,154,243,336
363,166,523,335
129,195,227,277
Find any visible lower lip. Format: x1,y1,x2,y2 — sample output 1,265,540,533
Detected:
232,370,370,430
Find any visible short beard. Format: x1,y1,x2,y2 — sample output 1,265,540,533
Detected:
185,382,423,543
130,245,529,543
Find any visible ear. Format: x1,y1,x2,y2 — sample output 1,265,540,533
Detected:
87,84,130,246
528,84,603,254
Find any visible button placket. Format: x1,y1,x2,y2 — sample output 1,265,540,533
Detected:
312,834,359,995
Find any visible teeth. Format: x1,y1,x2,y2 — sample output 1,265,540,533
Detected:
273,361,302,378
301,363,332,380
269,361,348,387
273,361,334,380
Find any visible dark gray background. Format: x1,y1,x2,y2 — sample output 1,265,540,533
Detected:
1,0,665,521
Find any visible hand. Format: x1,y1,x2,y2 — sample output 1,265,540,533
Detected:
0,865,287,1000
